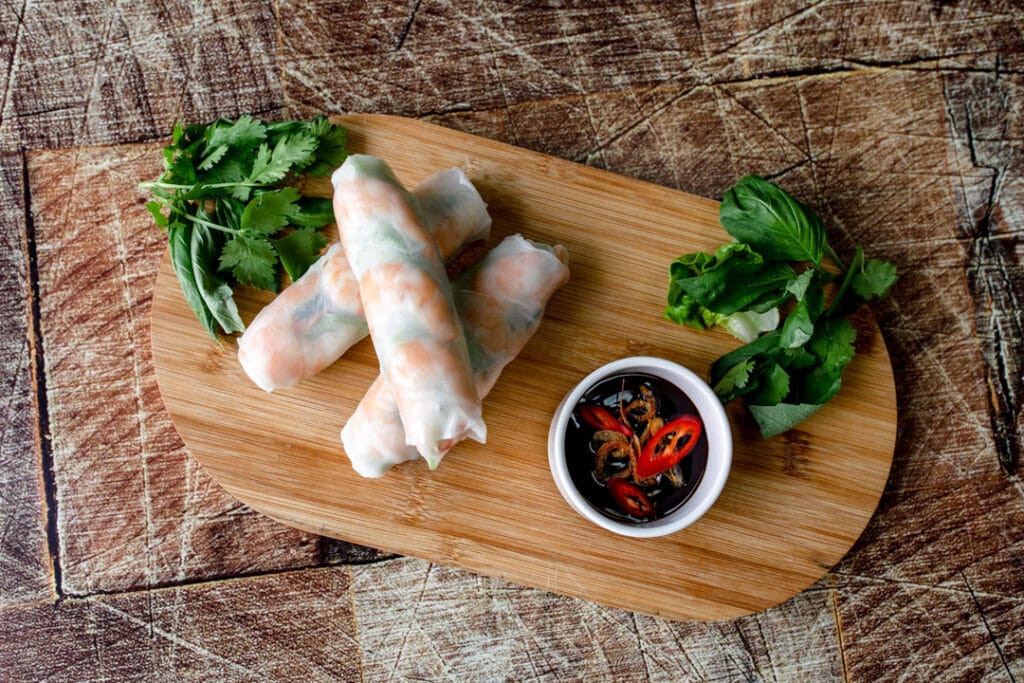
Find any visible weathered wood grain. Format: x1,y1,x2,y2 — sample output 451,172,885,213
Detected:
943,71,1024,479
0,567,359,680
0,0,1019,678
277,1,707,123
697,1,1024,79
0,0,286,151
835,573,1024,681
25,145,361,595
0,152,51,607
351,557,842,681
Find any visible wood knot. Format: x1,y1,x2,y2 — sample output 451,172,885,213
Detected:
624,340,655,356
397,468,427,526
782,429,812,477
198,346,227,375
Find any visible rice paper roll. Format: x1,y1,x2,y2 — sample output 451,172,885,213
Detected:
237,168,491,392
333,155,485,467
342,234,570,477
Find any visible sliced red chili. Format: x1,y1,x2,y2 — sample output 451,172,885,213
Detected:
636,415,702,479
579,404,632,437
608,478,655,518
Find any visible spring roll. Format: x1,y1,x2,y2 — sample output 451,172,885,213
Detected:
237,168,491,392
333,155,485,467
342,234,570,477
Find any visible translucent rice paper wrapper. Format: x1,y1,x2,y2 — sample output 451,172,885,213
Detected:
334,155,485,466
237,167,491,392
342,234,570,477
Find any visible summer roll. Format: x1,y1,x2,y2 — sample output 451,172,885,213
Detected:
333,155,486,467
237,168,491,392
342,234,570,477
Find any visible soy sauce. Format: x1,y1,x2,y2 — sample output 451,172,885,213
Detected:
565,373,708,523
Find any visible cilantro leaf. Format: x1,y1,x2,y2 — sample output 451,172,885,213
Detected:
220,235,279,291
197,145,229,171
240,187,301,235
710,330,782,394
304,115,349,176
750,363,790,406
664,174,898,438
852,259,898,300
276,227,328,282
165,152,197,187
712,358,756,402
808,317,857,371
171,121,185,147
145,201,168,228
204,115,267,151
248,132,319,185
720,175,825,264
144,115,348,344
199,157,248,195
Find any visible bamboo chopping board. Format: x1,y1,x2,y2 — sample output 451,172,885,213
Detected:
151,114,897,622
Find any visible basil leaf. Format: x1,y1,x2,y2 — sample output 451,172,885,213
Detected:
780,281,824,348
190,220,244,335
795,364,843,405
168,224,220,344
288,197,336,228
749,402,824,439
781,301,815,349
719,175,825,264
679,260,796,315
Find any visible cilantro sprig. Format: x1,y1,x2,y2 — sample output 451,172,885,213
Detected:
142,115,347,343
666,175,897,438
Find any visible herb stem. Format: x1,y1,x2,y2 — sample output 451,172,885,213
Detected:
139,180,271,191
828,246,863,316
179,211,243,235
824,243,847,272
148,196,243,235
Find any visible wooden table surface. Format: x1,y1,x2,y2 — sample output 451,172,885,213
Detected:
1,2,1021,680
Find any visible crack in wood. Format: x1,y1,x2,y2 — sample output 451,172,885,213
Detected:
956,86,1022,477
961,570,1018,682
21,151,63,599
395,0,422,52
56,551,396,601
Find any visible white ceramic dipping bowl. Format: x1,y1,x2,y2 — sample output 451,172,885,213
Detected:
548,356,732,538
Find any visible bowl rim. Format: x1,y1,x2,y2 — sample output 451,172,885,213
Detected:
547,356,733,538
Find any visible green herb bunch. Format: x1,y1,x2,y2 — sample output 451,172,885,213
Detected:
665,175,897,438
143,115,348,343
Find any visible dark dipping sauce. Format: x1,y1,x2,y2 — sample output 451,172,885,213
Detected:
566,373,709,523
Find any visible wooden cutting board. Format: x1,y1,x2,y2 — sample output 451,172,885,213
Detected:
151,114,897,622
